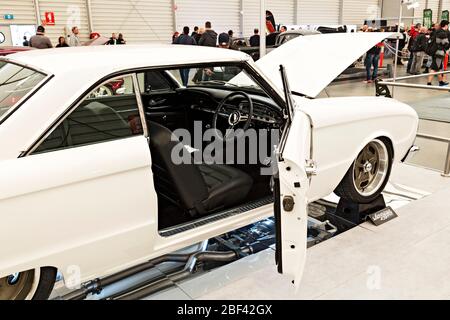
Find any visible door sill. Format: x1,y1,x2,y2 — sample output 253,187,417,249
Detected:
159,196,274,237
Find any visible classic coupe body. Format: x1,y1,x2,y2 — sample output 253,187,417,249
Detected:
0,33,418,300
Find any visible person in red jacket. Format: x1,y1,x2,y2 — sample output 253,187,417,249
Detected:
407,23,421,73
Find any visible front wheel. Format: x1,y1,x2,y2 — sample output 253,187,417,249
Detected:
335,138,393,204
0,267,57,300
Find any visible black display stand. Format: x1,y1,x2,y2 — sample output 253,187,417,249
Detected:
335,194,387,226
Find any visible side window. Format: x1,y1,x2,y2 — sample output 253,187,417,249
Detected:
33,75,144,154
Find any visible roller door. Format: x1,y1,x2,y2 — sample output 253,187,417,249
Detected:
0,0,36,25
298,0,340,25
266,0,295,27
176,0,240,36
37,0,90,45
343,0,380,26
90,0,173,44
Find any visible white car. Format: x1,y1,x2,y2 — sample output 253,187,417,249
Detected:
0,33,418,300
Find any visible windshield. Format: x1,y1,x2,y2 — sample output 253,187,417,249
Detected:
0,61,46,121
278,34,300,44
167,64,262,92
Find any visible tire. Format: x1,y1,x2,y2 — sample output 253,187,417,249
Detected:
32,267,57,300
335,138,393,204
0,267,57,300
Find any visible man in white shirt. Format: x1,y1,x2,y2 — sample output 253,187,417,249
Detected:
68,26,81,47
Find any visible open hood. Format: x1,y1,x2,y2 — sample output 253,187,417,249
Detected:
252,32,393,98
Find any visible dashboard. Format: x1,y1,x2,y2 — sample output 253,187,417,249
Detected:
178,87,284,128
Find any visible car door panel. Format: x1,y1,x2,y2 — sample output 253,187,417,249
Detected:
0,136,157,282
277,109,311,288
142,92,188,131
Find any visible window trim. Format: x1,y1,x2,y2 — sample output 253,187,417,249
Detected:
132,73,149,138
0,58,53,125
26,73,147,156
139,70,179,93
135,62,285,108
23,61,287,157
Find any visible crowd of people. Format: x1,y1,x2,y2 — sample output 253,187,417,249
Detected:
172,22,290,49
25,19,450,87
171,21,239,86
362,20,450,86
172,21,235,49
25,25,127,49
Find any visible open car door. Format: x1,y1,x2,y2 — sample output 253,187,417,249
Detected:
274,65,312,287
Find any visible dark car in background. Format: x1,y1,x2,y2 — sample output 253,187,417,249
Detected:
238,29,321,61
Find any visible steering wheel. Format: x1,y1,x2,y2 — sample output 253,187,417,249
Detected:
212,91,254,141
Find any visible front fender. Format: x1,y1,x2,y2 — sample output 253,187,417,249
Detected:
294,96,418,202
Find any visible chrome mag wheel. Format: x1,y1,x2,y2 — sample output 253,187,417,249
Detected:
352,139,389,197
0,270,36,300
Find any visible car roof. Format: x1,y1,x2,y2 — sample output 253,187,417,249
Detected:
4,44,251,76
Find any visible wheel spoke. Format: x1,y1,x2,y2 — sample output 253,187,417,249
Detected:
356,170,369,188
352,140,390,196
361,172,371,184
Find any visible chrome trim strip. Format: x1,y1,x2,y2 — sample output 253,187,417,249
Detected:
159,196,274,237
132,73,149,138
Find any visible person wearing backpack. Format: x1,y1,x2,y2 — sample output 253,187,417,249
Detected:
424,24,439,73
427,20,450,86
410,27,428,75
407,23,421,73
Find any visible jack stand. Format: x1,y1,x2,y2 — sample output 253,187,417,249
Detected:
335,194,387,226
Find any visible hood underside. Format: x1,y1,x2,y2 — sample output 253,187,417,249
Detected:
253,32,392,98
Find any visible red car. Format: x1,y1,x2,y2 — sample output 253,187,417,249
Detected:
0,46,35,56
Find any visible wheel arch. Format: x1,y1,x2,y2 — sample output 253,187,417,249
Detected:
340,133,396,182
307,130,397,203
332,134,395,203
377,135,395,160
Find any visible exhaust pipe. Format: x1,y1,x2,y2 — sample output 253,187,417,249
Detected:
110,248,253,300
62,244,206,300
62,239,265,300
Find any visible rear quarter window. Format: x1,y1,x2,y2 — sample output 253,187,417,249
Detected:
0,61,46,121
